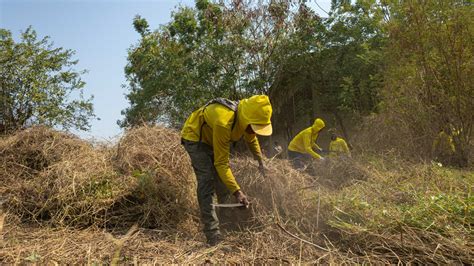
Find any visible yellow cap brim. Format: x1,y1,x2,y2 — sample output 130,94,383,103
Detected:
251,124,272,136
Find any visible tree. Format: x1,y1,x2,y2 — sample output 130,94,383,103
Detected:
0,27,94,134
270,0,387,140
381,0,473,165
119,0,321,128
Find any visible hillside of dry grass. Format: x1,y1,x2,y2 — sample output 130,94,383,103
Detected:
0,126,472,264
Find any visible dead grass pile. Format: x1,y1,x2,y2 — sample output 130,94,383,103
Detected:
230,155,473,264
0,126,197,231
109,126,197,229
1,126,472,264
0,126,91,179
314,156,371,189
231,158,324,231
217,157,335,260
0,126,129,226
115,126,191,176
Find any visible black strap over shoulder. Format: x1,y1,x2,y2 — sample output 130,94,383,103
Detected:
199,97,239,143
204,97,239,112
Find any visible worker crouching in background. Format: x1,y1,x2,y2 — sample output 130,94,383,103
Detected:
328,130,351,158
287,118,326,169
181,95,272,246
432,128,456,166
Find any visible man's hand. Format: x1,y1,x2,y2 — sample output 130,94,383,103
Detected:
258,164,266,176
233,190,249,208
258,158,267,177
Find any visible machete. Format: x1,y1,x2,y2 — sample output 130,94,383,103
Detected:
211,203,246,208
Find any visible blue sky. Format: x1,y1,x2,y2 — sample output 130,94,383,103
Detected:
0,0,331,140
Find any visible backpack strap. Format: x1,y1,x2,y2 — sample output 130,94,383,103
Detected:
204,98,239,112
199,98,239,143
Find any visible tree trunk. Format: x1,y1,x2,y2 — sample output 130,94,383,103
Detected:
334,111,352,149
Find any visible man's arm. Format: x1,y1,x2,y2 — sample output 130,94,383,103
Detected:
342,139,350,153
244,132,266,174
304,133,322,159
213,125,240,193
312,142,322,151
213,126,250,206
243,132,262,159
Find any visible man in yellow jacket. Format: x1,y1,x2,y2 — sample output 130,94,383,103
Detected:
287,118,325,169
432,128,456,166
329,131,351,158
181,95,272,245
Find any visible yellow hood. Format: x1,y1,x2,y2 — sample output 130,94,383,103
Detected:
287,118,325,159
238,95,273,135
181,95,270,194
312,118,325,133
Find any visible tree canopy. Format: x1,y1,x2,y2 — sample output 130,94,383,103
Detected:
119,0,322,127
0,27,94,134
381,0,473,166
120,0,472,164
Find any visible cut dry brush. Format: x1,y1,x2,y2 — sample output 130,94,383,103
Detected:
0,126,128,226
0,126,198,231
1,126,472,264
110,126,198,230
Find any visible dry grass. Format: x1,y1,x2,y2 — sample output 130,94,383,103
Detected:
0,216,332,264
1,126,472,264
109,126,197,230
0,126,197,230
318,157,473,264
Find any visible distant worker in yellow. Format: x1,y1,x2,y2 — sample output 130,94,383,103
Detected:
432,128,455,166
329,130,351,158
287,118,325,169
181,95,272,246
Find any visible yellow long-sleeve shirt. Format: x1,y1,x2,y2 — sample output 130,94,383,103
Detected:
329,137,350,157
288,118,325,159
432,131,455,156
181,96,272,193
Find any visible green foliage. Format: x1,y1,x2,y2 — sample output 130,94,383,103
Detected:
0,27,94,133
120,1,472,167
381,0,473,164
270,0,387,138
318,2,384,117
327,159,473,238
133,15,150,37
121,0,387,131
24,251,41,262
401,192,473,234
132,169,155,199
86,177,114,199
119,1,322,127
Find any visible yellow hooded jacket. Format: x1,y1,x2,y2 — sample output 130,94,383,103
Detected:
288,118,325,159
329,137,350,157
432,130,456,156
181,95,272,193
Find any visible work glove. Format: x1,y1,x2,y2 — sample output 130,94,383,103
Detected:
233,190,250,208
